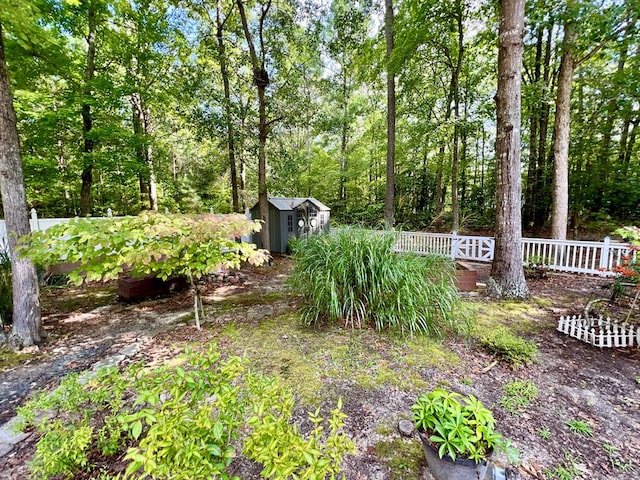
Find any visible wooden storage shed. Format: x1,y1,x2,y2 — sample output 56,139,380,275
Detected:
250,197,330,253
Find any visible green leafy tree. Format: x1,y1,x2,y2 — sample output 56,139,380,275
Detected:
21,212,268,328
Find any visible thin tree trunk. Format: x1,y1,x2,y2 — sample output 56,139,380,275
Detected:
217,1,239,212
489,0,529,300
237,0,270,251
551,13,576,240
0,26,42,348
384,0,395,228
80,5,97,216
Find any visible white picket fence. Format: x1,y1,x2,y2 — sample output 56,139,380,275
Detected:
335,228,633,277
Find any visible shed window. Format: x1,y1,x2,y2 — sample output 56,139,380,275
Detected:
320,214,326,227
287,214,293,232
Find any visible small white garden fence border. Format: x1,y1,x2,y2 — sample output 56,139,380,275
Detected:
557,314,639,348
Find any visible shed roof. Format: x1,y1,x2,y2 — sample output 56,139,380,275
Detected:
257,197,330,211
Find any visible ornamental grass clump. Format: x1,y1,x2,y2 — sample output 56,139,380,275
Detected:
289,228,467,336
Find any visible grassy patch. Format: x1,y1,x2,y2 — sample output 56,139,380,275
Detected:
375,437,425,480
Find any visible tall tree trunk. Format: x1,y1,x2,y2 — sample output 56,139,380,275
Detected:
451,1,464,232
131,92,158,211
435,82,456,218
142,104,158,211
550,13,576,240
523,24,543,229
339,73,348,207
80,5,97,216
384,0,395,228
0,26,42,348
490,0,529,300
237,0,270,251
532,25,553,234
132,94,148,207
217,1,239,212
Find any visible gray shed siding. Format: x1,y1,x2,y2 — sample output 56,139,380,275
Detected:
250,197,330,254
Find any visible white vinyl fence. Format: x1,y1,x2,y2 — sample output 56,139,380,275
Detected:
0,209,252,252
336,229,634,277
0,209,116,251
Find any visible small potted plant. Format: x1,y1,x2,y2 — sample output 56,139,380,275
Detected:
412,388,517,480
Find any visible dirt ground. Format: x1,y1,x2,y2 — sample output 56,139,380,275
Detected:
1,258,639,479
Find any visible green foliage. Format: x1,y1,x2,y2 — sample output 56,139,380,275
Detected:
538,428,551,440
0,249,12,328
244,390,354,479
565,420,593,437
524,255,549,280
499,380,538,415
545,451,580,480
476,326,538,368
411,389,517,463
602,443,635,472
288,228,467,336
16,348,353,480
21,212,267,285
20,213,269,327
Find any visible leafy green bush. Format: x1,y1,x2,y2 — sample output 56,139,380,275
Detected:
412,389,518,463
0,249,12,328
289,228,467,336
17,348,353,480
476,327,538,368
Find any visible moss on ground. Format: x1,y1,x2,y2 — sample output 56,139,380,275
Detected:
0,350,34,372
41,284,116,314
215,313,458,405
375,436,426,480
208,291,287,312
471,299,551,336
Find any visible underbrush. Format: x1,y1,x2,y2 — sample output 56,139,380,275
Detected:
289,228,468,336
0,249,12,328
16,348,353,480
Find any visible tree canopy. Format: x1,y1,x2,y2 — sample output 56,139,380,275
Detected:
2,0,638,235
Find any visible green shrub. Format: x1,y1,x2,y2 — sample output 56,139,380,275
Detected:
17,348,353,480
0,249,12,328
289,228,468,336
476,327,537,368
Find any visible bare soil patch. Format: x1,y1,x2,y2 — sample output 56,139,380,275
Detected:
1,259,639,479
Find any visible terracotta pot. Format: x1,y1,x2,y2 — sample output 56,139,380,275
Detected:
418,430,489,480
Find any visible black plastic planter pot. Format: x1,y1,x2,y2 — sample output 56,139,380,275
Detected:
418,431,490,480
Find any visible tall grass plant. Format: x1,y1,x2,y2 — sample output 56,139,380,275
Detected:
289,228,468,336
